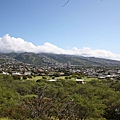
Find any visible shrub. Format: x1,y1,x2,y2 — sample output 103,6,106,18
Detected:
12,75,21,80
42,76,47,79
27,75,32,79
65,76,69,79
52,76,55,79
36,79,41,82
23,75,27,80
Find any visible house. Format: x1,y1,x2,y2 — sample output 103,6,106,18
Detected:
24,71,31,75
2,71,9,75
12,72,22,76
48,79,56,82
75,79,85,84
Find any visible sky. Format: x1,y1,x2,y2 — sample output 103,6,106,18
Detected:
0,0,120,60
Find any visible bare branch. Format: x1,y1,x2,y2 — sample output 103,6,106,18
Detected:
62,0,69,7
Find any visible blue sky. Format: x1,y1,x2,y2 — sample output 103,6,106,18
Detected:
0,0,120,60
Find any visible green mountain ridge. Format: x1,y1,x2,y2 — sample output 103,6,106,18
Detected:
1,52,120,67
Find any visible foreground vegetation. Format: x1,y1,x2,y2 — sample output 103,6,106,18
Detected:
0,74,120,120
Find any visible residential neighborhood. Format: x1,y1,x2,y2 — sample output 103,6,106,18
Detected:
1,55,120,82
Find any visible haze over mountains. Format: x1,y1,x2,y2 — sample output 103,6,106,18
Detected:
1,34,120,61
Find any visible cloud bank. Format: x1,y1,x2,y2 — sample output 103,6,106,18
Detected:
0,34,120,60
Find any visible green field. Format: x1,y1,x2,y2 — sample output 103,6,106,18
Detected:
27,75,99,82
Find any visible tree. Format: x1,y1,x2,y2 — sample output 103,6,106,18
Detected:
53,72,60,77
23,75,27,80
0,87,20,118
72,83,106,119
12,75,21,80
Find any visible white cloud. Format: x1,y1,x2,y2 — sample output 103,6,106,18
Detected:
0,34,120,60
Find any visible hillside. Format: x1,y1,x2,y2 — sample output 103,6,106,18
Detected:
1,52,120,68
0,53,21,65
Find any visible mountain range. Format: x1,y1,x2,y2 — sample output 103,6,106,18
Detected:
0,52,120,68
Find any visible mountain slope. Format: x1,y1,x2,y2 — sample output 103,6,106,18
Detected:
2,52,120,68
